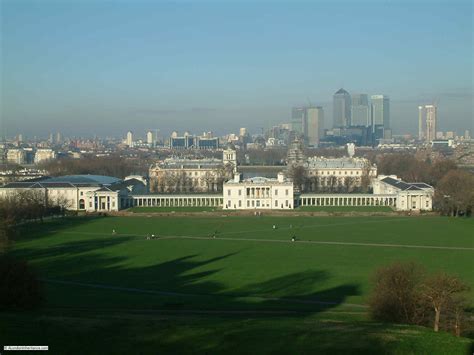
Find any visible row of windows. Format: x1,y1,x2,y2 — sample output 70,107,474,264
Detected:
227,188,290,196
309,170,365,176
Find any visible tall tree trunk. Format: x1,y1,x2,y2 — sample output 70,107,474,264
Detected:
434,307,440,332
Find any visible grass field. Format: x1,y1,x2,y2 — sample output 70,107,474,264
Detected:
128,206,219,213
297,206,394,212
2,215,473,354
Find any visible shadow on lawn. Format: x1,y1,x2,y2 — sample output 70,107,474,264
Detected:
5,216,380,353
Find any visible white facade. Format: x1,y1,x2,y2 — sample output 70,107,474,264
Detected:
34,149,56,164
7,149,26,165
149,149,236,193
372,175,433,211
223,173,294,210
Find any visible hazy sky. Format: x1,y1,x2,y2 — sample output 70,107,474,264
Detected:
1,0,473,139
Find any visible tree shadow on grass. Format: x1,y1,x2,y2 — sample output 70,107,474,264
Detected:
2,216,380,353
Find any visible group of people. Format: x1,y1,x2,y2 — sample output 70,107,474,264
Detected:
272,225,298,242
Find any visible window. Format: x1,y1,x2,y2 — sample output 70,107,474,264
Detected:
238,189,242,196
252,200,255,207
426,200,429,208
79,199,85,210
285,189,289,196
247,200,250,207
227,189,231,196
275,189,278,196
285,200,288,207
80,191,84,196
89,202,93,208
227,200,231,207
238,200,241,207
275,200,278,207
256,201,260,207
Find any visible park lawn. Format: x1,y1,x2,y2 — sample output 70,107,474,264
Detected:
1,310,471,355
128,206,219,213
298,206,394,212
4,215,473,353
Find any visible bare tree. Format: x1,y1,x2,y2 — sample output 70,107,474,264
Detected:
422,273,469,332
434,170,474,216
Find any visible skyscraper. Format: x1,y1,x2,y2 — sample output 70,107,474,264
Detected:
146,131,154,146
351,94,370,126
291,107,306,135
418,105,437,143
333,88,351,128
306,106,324,147
370,95,390,130
126,131,134,147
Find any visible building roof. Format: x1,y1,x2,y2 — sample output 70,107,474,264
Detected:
380,177,433,191
45,175,120,185
153,158,223,170
335,88,349,95
225,176,291,185
306,157,372,169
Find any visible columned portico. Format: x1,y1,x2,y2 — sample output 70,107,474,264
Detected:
298,194,397,208
131,195,223,208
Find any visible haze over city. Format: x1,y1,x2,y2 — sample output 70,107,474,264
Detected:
1,0,473,138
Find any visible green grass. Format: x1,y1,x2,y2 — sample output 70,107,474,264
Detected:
3,215,473,353
128,206,219,213
298,206,394,212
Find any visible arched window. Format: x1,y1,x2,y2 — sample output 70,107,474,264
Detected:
79,199,85,210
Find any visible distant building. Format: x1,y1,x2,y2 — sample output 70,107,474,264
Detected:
34,149,56,164
126,131,134,147
291,107,306,135
306,106,324,147
333,88,351,128
305,156,377,189
149,149,236,192
146,131,154,146
169,132,219,150
223,173,294,210
418,104,437,143
286,138,306,166
6,149,26,165
371,95,390,132
351,94,370,127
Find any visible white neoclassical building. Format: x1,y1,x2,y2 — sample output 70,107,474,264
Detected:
372,175,434,211
0,175,147,212
148,148,237,193
223,173,294,210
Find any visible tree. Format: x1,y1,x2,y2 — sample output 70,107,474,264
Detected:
369,262,424,324
288,165,308,192
434,170,474,216
422,273,469,332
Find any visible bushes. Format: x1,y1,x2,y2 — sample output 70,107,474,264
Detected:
369,262,470,336
0,256,42,310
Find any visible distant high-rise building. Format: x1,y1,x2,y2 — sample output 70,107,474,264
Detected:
126,131,134,147
146,131,154,145
291,107,306,135
418,105,437,143
239,128,247,137
333,88,351,128
370,95,390,130
56,132,62,144
351,94,370,127
48,133,54,144
306,106,324,147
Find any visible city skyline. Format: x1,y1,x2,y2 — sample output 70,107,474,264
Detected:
1,1,472,137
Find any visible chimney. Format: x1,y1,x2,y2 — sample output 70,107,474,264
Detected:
277,172,285,183
234,174,241,183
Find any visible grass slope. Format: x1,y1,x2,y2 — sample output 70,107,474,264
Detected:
3,215,473,353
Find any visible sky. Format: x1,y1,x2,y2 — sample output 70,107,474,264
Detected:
1,0,473,139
